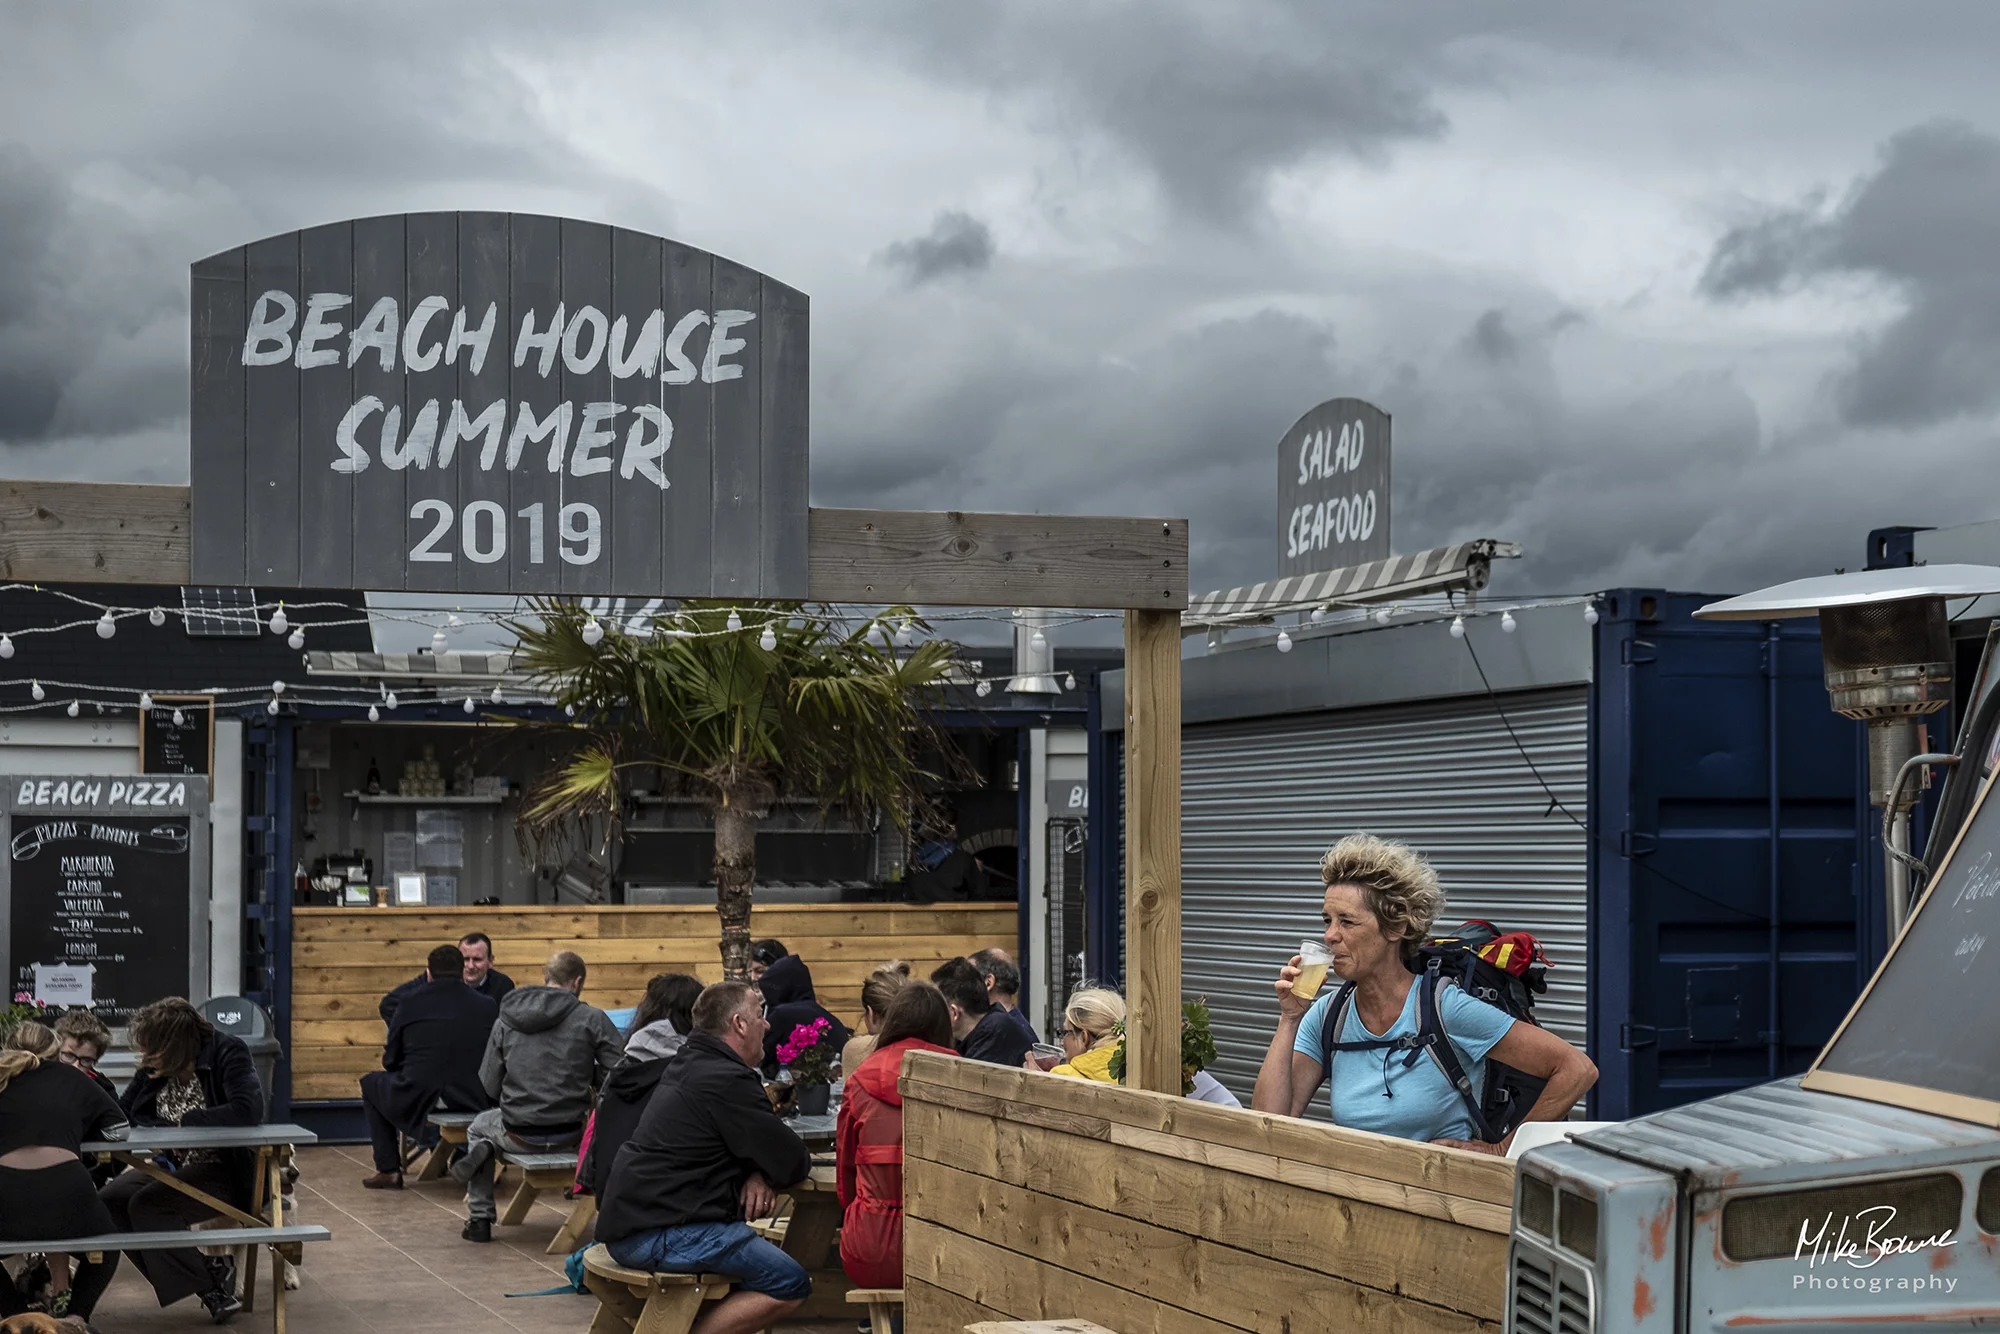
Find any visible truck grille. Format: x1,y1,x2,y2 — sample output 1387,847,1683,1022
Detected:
1513,1245,1593,1334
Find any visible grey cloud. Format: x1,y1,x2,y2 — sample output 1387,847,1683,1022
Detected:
877,211,995,286
1703,119,2000,427
1464,310,1517,365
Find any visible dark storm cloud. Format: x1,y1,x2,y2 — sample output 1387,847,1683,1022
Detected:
1703,119,2000,428
877,211,996,286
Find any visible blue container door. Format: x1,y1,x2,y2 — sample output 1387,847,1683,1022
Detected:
1591,590,1883,1120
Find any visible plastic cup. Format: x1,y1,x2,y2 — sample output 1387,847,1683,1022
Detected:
1029,1042,1064,1071
1292,939,1334,999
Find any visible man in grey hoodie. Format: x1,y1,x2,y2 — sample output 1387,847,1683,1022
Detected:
454,949,624,1242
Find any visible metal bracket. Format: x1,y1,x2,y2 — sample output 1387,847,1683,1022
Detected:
1620,1024,1658,1051
1621,638,1657,666
1620,830,1658,858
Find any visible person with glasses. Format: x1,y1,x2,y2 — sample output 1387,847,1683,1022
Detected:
54,1012,117,1100
1047,989,1125,1082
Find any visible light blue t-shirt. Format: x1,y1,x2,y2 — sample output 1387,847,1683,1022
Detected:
1292,980,1516,1143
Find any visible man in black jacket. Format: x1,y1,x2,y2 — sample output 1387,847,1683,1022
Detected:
378,930,515,1026
932,958,1033,1068
599,981,812,1334
358,943,499,1188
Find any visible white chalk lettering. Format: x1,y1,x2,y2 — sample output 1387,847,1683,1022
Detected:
514,305,566,377
446,302,497,375
563,306,609,375
442,399,507,470
620,405,672,489
702,310,755,383
379,400,441,470
242,291,298,366
610,311,663,379
662,310,708,384
294,293,350,369
348,296,400,371
332,396,383,474
402,295,451,372
569,402,621,477
506,401,573,471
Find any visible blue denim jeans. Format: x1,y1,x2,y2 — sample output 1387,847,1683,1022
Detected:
606,1221,811,1300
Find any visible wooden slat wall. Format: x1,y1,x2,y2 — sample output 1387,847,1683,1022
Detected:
290,903,1015,1102
899,1053,1512,1334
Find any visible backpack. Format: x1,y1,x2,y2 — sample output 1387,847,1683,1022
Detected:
1314,920,1550,1143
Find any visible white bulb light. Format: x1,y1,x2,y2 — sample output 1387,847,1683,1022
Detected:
431,628,449,655
1373,606,1391,626
171,709,184,727
490,684,504,703
1310,607,1327,624
271,679,286,695
139,692,152,710
726,610,743,632
367,705,380,722
149,607,166,627
288,628,305,651
267,698,279,715
385,692,398,711
581,618,604,646
96,611,115,639
464,697,476,714
1064,672,1077,691
269,606,287,635
894,623,913,648
0,635,13,660
1030,629,1048,653
1583,602,1600,627
759,626,777,652
66,700,80,717
976,680,992,697
1501,611,1518,633
1450,616,1466,640
565,703,576,717
30,681,44,702
1276,630,1293,653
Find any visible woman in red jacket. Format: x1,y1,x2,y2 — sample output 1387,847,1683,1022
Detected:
837,980,959,1292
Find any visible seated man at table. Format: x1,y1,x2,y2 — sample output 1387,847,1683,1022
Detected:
970,946,1039,1044
379,930,515,1026
930,958,1033,1068
358,943,499,1189
454,949,623,1242
598,981,813,1334
100,997,265,1323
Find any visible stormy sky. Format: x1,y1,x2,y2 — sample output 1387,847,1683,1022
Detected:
4,2,2000,601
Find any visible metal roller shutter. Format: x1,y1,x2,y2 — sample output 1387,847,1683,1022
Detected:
1182,687,1589,1107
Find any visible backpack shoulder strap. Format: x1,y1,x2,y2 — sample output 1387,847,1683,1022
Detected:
1312,982,1359,1094
1416,964,1500,1143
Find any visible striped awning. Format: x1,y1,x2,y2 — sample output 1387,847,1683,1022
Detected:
1184,539,1521,629
303,651,526,681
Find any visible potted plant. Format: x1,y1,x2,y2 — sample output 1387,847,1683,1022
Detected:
776,1017,839,1117
1106,998,1220,1095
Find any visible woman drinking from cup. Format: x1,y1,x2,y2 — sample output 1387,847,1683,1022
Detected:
1042,989,1124,1082
1250,834,1596,1154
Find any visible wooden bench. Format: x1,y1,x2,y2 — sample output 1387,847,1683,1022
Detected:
964,1323,1123,1334
579,1243,732,1334
847,1287,903,1329
497,1148,596,1254
413,1110,478,1182
0,1225,331,1334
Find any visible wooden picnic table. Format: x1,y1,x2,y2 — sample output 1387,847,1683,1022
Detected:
79,1123,321,1330
773,1162,840,1270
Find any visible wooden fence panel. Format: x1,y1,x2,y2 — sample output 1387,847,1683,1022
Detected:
289,903,1014,1102
899,1052,1509,1334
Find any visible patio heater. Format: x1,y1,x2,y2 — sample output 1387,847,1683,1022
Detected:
1695,564,2000,934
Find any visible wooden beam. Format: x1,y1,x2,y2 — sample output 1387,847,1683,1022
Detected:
0,480,190,584
0,482,1190,612
1122,608,1182,1094
808,508,1186,610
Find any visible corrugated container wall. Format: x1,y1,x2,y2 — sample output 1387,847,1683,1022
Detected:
1092,589,1887,1121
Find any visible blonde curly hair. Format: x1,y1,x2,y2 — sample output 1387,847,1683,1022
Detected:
1319,833,1444,958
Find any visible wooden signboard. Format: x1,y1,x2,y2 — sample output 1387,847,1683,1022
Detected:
1277,396,1391,578
189,212,809,599
140,694,215,780
0,775,210,1023
1805,777,2000,1124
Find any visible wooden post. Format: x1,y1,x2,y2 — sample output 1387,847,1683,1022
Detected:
1122,608,1182,1094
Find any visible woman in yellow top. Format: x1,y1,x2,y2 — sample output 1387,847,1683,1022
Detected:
1048,988,1125,1082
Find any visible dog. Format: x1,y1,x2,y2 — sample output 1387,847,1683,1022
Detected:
0,1313,100,1334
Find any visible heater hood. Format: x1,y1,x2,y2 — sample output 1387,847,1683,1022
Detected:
1692,564,2000,620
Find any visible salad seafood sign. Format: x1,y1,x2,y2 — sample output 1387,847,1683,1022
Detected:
2,776,210,1024
190,211,809,599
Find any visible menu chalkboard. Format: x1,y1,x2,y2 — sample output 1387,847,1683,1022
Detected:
1807,777,2000,1124
0,776,209,1024
140,695,214,780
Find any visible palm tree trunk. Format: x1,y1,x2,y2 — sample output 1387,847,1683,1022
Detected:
714,796,758,980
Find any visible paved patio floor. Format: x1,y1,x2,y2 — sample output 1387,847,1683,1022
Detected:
89,1144,859,1334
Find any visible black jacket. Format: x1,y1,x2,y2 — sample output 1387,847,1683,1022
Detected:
757,955,851,1077
959,1007,1033,1069
374,976,499,1134
597,1030,811,1243
120,1029,265,1192
380,967,514,1027
577,1053,673,1198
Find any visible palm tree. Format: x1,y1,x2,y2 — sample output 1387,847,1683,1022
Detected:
510,600,961,979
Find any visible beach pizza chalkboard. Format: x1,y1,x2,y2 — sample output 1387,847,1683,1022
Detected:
0,776,210,1024
140,695,215,780
1806,777,2000,1124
